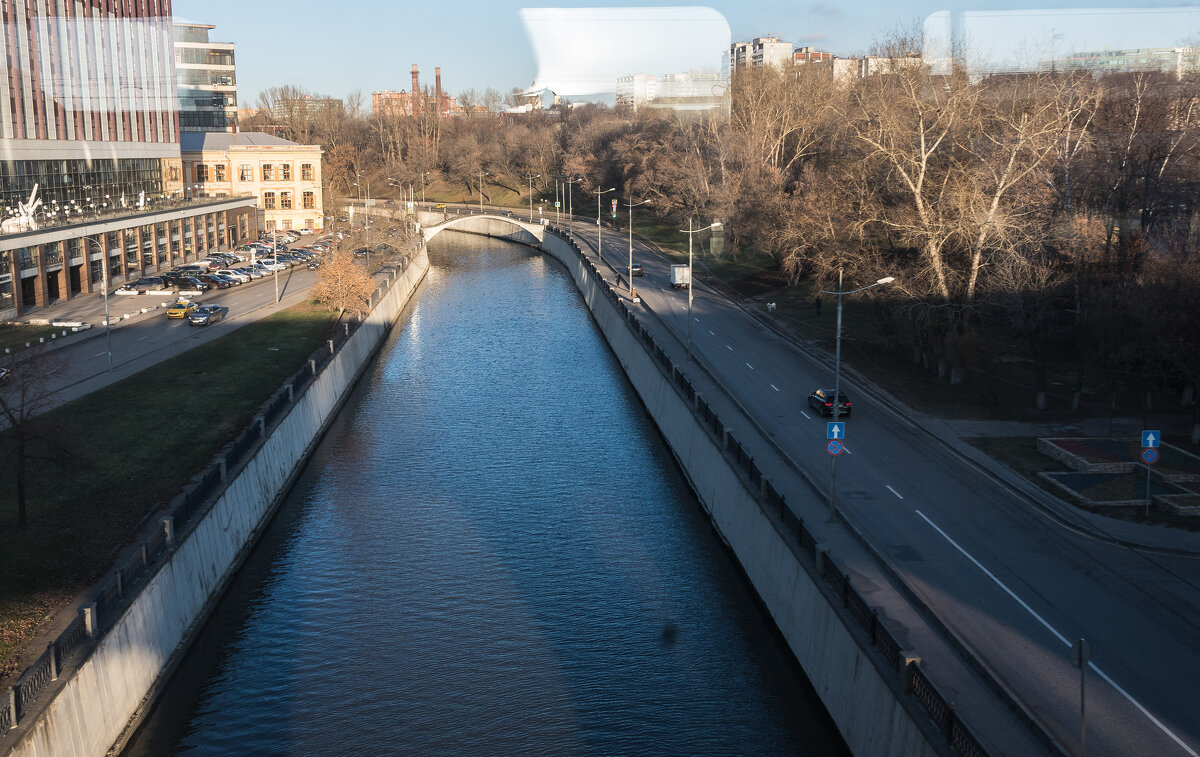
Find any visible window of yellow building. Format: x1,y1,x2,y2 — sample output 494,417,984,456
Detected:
301,163,313,181
262,163,274,181
302,191,314,209
264,192,276,209
280,191,293,210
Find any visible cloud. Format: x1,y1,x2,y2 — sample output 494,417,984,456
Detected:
809,2,841,16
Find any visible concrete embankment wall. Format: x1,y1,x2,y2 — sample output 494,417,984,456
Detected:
5,250,430,757
537,231,938,757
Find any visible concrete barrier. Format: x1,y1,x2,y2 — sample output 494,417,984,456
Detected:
2,250,430,757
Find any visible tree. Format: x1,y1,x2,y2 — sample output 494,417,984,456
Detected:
309,251,377,319
0,347,68,530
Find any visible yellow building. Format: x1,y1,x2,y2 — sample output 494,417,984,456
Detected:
181,132,324,232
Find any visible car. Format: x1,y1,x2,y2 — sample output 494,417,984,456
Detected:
237,266,264,280
197,273,233,289
256,259,287,272
297,228,314,236
195,258,225,271
216,269,251,283
275,253,303,266
434,203,446,209
306,258,322,270
352,247,372,257
631,263,643,276
188,304,224,326
214,251,245,263
807,388,851,418
129,276,170,292
173,265,207,276
171,275,210,292
210,273,241,287
166,300,197,318
500,209,513,217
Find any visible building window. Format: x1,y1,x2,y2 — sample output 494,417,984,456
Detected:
196,164,210,182
302,191,315,209
281,219,292,230
280,192,293,210
280,164,291,181
301,163,313,181
239,164,253,182
263,192,276,210
262,164,274,182
215,164,227,182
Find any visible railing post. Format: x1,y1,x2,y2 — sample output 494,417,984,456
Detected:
47,641,58,680
815,545,830,574
217,457,227,482
7,686,16,729
161,517,175,548
115,570,123,597
140,543,149,569
83,603,98,638
900,653,921,693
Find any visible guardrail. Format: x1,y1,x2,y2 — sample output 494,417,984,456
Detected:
545,225,994,757
2,248,417,738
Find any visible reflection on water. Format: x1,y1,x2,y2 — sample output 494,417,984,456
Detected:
123,235,847,757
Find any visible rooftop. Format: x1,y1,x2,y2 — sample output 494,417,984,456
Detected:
180,132,317,151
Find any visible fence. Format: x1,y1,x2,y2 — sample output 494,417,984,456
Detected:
2,252,416,737
546,226,996,757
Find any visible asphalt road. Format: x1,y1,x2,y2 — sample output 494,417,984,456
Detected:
564,215,1200,757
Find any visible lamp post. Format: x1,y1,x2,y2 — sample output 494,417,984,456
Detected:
83,237,113,372
679,218,722,359
478,168,490,214
564,176,578,220
625,196,651,297
595,186,615,264
821,268,895,522
523,173,541,222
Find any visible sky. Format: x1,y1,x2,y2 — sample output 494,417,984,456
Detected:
173,1,1200,105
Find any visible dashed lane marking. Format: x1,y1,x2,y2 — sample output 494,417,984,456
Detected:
887,485,904,500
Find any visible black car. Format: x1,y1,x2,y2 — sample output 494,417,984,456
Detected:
197,273,232,289
171,275,210,292
352,247,372,257
129,276,170,292
188,304,224,326
808,389,851,417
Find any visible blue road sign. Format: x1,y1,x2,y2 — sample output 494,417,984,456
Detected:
827,440,843,456
827,422,845,440
1142,430,1161,448
1142,447,1159,465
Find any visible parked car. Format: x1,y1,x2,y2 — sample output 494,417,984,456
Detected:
173,265,207,276
196,258,225,271
297,228,314,236
197,273,233,289
256,259,287,272
170,275,209,292
352,247,372,257
306,258,322,270
275,253,303,266
188,304,224,326
216,269,251,283
500,209,513,217
807,389,851,418
166,300,197,318
213,251,245,263
210,273,241,287
246,262,273,276
129,276,170,292
237,266,264,280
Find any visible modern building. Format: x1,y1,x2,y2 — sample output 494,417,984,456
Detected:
181,132,323,233
616,72,727,113
730,36,794,73
0,1,258,319
172,21,238,133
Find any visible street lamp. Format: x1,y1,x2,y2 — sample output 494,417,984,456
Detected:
564,176,578,220
478,168,490,214
82,237,113,372
821,268,895,523
626,196,651,297
679,218,722,359
595,186,616,264
523,173,541,222
353,178,371,245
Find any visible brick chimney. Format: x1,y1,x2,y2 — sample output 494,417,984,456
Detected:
435,66,443,118
410,64,420,115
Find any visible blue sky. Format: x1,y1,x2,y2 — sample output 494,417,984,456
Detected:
173,1,1200,105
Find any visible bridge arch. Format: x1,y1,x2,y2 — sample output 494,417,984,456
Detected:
419,212,545,246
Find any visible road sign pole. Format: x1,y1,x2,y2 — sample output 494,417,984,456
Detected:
1146,463,1152,518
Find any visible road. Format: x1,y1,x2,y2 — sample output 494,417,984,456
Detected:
563,214,1200,757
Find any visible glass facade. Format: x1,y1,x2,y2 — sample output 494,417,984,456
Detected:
0,158,165,223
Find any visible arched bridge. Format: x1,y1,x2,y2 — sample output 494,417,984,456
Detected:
419,211,546,246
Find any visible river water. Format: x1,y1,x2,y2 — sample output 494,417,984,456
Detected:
122,235,847,756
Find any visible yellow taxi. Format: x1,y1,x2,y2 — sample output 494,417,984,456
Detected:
166,300,197,319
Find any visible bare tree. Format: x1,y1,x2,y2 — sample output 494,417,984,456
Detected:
0,347,68,530
310,251,377,319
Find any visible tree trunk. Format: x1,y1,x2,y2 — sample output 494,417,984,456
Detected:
16,431,28,530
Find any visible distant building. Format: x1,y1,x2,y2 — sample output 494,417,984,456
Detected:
616,72,727,113
730,36,794,73
1040,47,1200,79
181,133,324,233
794,46,833,65
373,90,416,117
270,96,343,121
172,21,238,133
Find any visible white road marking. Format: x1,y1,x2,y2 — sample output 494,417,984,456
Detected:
886,485,904,500
844,447,852,455
800,411,811,420
725,345,733,351
746,363,754,370
693,317,700,322
770,384,780,392
137,336,149,341
914,509,1199,756
93,352,106,358
708,330,715,335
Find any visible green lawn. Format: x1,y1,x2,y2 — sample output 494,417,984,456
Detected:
0,301,338,676
0,324,62,354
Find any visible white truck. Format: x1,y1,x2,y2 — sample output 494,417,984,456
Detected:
670,264,691,289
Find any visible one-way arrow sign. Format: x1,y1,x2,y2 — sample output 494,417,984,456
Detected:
1142,430,1161,449
827,422,845,440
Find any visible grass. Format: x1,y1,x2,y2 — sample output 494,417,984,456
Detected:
0,324,61,353
0,300,338,676
1043,471,1180,502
